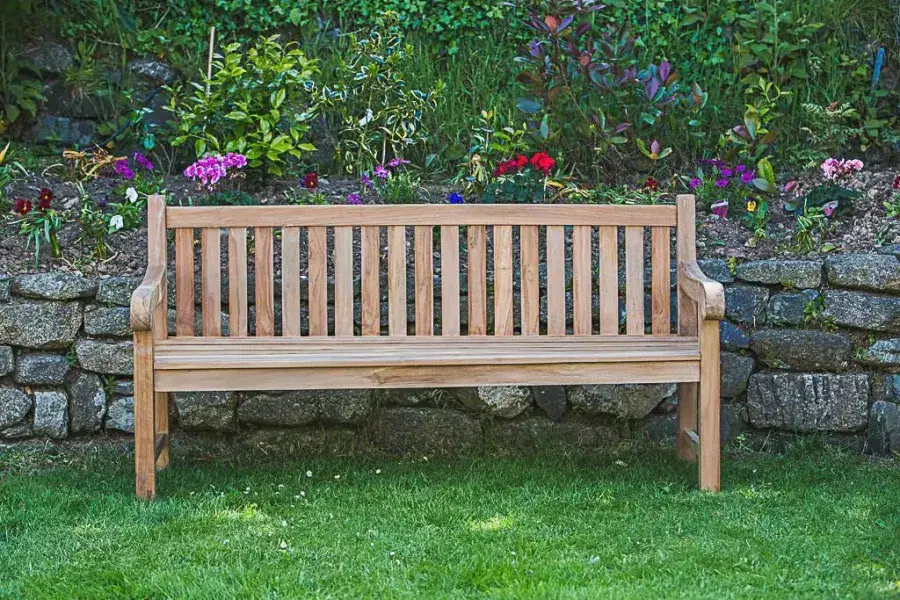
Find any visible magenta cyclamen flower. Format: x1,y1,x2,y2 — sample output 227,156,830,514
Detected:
387,158,410,168
689,177,702,189
183,153,247,190
133,152,154,171
346,192,362,205
374,165,390,179
821,157,863,181
740,171,755,184
711,200,729,219
114,159,135,180
715,178,729,188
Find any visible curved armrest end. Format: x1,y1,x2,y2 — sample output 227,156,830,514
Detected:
130,265,165,332
680,262,726,321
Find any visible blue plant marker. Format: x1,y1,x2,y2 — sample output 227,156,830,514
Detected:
872,47,885,91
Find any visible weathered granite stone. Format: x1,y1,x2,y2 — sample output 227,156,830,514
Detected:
823,290,900,332
721,352,756,398
458,386,533,418
0,422,32,439
240,427,359,455
15,353,70,385
65,371,107,433
725,285,769,325
0,346,13,377
375,388,439,406
369,407,482,455
0,301,82,348
533,386,568,421
859,338,900,366
83,305,131,337
127,58,176,85
750,330,851,371
20,42,73,74
75,339,133,375
878,244,900,258
767,289,819,326
174,392,237,432
316,390,374,425
698,259,734,284
26,116,98,147
11,272,97,300
0,275,10,302
0,387,31,429
97,276,142,306
825,254,900,293
720,321,750,351
868,401,899,455
106,397,135,433
747,372,869,432
736,260,822,289
569,383,676,419
32,391,68,439
238,392,319,427
486,418,618,454
111,380,134,396
884,375,900,400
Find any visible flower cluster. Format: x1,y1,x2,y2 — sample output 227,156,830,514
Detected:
112,152,155,181
820,157,863,182
133,152,154,171
346,192,362,205
493,152,556,177
13,188,53,216
693,160,756,189
183,153,248,189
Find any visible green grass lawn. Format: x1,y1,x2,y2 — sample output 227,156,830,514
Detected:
1,440,898,599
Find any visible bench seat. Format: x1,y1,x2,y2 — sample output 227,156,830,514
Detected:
153,336,702,391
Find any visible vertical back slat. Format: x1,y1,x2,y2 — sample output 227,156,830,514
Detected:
625,226,644,335
414,226,434,335
200,228,221,336
598,225,618,335
651,226,671,336
361,226,381,336
676,194,700,461
228,227,248,337
308,226,328,336
546,225,566,336
334,226,354,336
175,228,195,336
440,225,460,336
572,225,592,335
467,225,487,335
520,225,540,336
493,225,513,336
388,225,407,336
254,226,274,336
281,227,301,337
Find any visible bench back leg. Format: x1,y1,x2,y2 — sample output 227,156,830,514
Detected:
698,319,721,492
134,330,156,499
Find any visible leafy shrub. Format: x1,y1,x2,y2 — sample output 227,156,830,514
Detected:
453,110,530,199
0,50,44,133
13,189,63,266
167,36,320,176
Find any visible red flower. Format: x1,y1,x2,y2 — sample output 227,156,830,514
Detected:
642,176,660,191
493,160,513,177
529,152,555,175
37,188,53,210
893,174,900,189
302,172,318,190
515,154,528,169
13,198,32,215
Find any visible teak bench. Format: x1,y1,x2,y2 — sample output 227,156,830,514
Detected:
130,194,724,499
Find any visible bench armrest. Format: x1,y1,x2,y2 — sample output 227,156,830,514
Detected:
679,261,725,321
130,264,166,332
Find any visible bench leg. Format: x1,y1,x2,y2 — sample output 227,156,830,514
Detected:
155,392,170,470
676,383,698,462
134,331,156,500
698,319,721,492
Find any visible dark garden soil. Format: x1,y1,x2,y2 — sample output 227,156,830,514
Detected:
1,169,897,277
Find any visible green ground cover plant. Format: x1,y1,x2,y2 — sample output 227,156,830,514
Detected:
0,441,898,598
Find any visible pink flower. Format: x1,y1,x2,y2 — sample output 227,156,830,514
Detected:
821,157,863,181
711,200,729,219
374,165,390,179
822,201,839,217
387,158,410,168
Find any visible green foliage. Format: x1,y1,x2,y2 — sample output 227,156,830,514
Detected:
797,103,864,167
787,183,860,216
16,206,63,266
0,50,45,132
323,15,442,173
453,110,529,199
167,35,320,176
793,205,829,253
206,190,258,206
77,191,110,259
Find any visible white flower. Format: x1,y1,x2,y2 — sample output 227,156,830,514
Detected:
125,187,138,203
359,108,373,127
109,215,124,231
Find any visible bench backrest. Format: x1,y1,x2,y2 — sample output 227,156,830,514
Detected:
150,196,698,338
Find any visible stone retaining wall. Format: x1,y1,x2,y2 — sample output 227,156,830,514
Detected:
1,250,899,455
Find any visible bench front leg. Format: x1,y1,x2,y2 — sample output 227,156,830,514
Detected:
134,330,156,499
698,318,721,492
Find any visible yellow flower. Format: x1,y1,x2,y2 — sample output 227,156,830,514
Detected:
747,200,757,212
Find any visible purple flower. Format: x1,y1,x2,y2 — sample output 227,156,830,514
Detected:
715,178,728,188
374,165,390,179
689,177,702,189
360,173,374,189
387,158,410,168
448,192,464,204
734,164,747,173
741,171,755,185
183,153,245,189
346,192,362,205
133,152,154,171
720,167,733,178
114,159,135,180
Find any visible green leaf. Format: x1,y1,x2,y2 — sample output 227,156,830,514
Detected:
516,98,542,114
194,139,206,158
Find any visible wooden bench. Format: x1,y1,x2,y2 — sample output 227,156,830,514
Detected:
130,194,724,499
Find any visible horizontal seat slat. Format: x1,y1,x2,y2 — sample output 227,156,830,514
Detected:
166,204,676,228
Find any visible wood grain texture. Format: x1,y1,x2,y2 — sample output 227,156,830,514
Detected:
175,228,195,336
254,226,275,336
227,227,248,337
361,226,381,336
699,318,721,492
414,226,434,335
281,227,301,337
308,226,327,336
134,329,155,499
598,225,618,335
546,225,566,336
572,225,592,335
334,226,354,336
520,225,540,336
388,225,407,336
467,225,487,335
651,226,671,336
625,226,644,336
130,195,167,333
201,228,221,336
168,204,677,228
676,194,699,462
440,226,460,336
493,225,513,336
